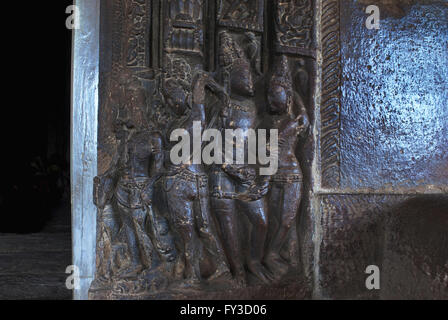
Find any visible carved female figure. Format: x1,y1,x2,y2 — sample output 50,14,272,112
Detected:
263,55,309,277
162,62,231,287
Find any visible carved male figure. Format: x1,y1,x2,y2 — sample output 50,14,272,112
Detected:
162,60,231,287
210,31,272,285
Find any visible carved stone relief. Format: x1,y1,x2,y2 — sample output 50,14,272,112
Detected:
320,0,341,188
163,0,205,58
91,0,315,299
217,0,264,32
125,0,152,67
274,0,316,57
91,0,448,300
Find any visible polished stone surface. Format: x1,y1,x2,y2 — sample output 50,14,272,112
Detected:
338,1,448,191
315,0,447,299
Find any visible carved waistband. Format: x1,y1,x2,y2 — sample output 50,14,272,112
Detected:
271,173,303,183
115,178,150,210
117,177,150,189
228,103,250,113
165,169,208,183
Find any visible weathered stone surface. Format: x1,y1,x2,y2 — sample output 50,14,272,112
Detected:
317,194,397,299
0,234,71,254
317,194,448,299
90,277,312,300
327,0,448,191
383,196,448,299
314,0,448,300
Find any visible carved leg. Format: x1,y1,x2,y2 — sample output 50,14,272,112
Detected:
117,205,145,278
211,197,246,286
265,182,302,277
146,204,177,264
132,207,155,269
167,191,200,283
195,180,231,281
239,199,273,284
97,204,118,280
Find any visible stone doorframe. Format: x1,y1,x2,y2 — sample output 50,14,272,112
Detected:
71,0,100,300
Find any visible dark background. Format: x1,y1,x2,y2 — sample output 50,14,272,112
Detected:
0,2,73,233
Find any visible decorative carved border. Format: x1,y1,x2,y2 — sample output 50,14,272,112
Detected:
125,0,152,67
110,0,152,76
217,0,264,32
111,0,126,77
320,0,341,188
274,0,317,58
162,0,205,60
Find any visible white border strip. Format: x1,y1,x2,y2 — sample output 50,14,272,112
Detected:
71,0,100,300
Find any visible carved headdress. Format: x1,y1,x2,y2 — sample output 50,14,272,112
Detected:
218,31,249,71
164,56,192,89
111,69,150,133
270,55,293,93
218,31,253,94
268,55,294,113
161,56,192,107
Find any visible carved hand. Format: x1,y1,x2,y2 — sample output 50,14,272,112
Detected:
140,183,154,206
93,174,114,209
296,113,310,135
192,71,210,105
192,71,230,107
237,180,270,202
211,188,224,199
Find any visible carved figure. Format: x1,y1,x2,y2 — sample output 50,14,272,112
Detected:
263,55,309,278
93,72,175,283
92,0,316,299
245,32,262,75
210,31,272,286
161,59,231,287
